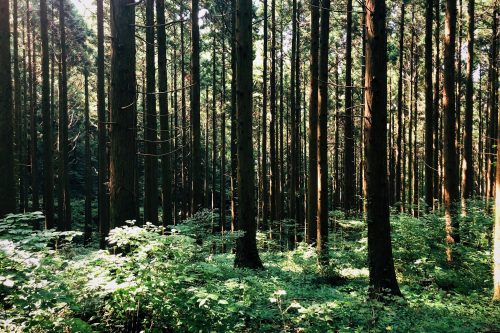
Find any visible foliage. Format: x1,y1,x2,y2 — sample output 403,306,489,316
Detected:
1,205,499,332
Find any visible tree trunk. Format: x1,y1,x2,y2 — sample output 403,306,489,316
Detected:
234,0,263,269
191,0,202,213
0,0,15,217
40,0,55,228
230,0,238,232
443,0,460,260
84,71,92,243
433,0,441,207
157,0,171,227
97,0,109,247
307,0,319,243
365,0,401,297
396,2,405,211
109,0,137,228
317,0,329,264
261,0,269,229
344,0,355,215
425,0,434,211
270,0,279,224
144,0,158,224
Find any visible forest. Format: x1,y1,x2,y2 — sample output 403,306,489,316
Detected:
0,0,499,331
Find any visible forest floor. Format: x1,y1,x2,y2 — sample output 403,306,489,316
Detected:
1,203,500,332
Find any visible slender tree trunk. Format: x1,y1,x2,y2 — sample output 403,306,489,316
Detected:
13,0,21,210
307,0,319,243
425,0,434,211
97,0,109,247
180,16,188,219
396,2,405,211
0,0,15,217
433,0,441,207
84,71,92,243
221,34,227,235
261,0,269,229
157,0,171,227
109,0,137,228
290,0,298,226
270,0,279,224
317,0,329,264
443,0,460,260
230,0,238,232
365,0,401,296
344,0,355,215
212,34,217,217
144,0,158,224
40,0,55,228
191,0,202,213
494,59,500,301
462,0,474,202
234,0,263,269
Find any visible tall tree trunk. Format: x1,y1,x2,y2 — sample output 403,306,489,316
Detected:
97,0,108,247
109,0,137,228
181,16,188,219
261,0,269,229
84,71,92,243
307,0,319,243
289,0,298,226
494,62,500,300
230,0,238,232
58,0,71,230
212,34,217,217
396,2,405,211
157,0,171,227
270,0,279,224
191,0,202,213
0,0,15,217
462,0,474,202
40,0,55,228
425,0,434,211
144,0,158,224
13,0,21,210
443,0,460,260
344,0,355,215
317,0,329,264
221,34,227,235
433,0,441,206
365,0,401,296
234,0,263,269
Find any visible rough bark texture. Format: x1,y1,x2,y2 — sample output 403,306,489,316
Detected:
191,0,202,213
234,0,263,269
157,0,171,227
307,0,319,244
40,0,55,228
144,0,158,225
344,0,355,214
0,0,15,217
365,0,401,297
425,0,434,210
109,0,137,228
317,0,329,264
443,0,460,257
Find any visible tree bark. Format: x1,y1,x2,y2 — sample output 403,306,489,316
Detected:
84,71,92,243
0,0,15,217
261,0,269,229
344,0,355,215
40,0,55,228
425,0,434,211
109,0,137,228
365,0,401,297
443,0,460,259
317,0,329,264
396,2,405,211
234,0,263,269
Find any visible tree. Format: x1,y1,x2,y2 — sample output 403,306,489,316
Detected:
317,0,330,264
495,78,500,301
344,0,355,214
396,1,405,210
58,0,71,231
443,0,460,259
0,0,15,217
364,0,401,297
306,0,319,244
97,0,109,247
191,0,202,213
84,70,92,243
425,0,434,211
261,0,269,229
144,0,158,225
157,0,171,227
40,0,55,228
234,0,263,269
462,0,474,201
109,0,137,228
